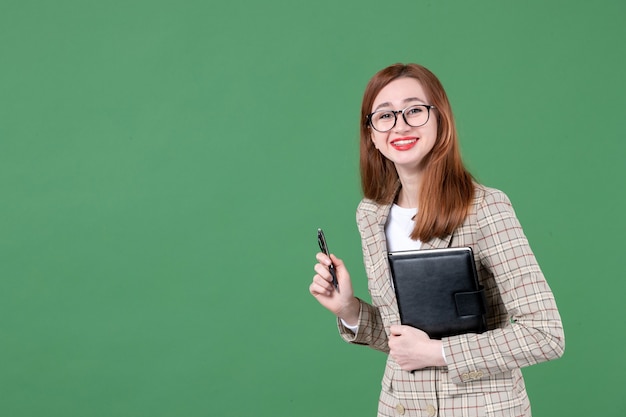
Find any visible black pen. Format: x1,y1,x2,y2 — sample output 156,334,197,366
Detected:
317,228,339,291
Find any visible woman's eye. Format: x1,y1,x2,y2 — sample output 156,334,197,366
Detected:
407,106,423,115
378,112,393,120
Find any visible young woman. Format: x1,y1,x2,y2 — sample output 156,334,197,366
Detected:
309,63,564,417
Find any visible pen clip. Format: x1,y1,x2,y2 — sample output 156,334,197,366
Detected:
317,228,339,291
317,228,329,255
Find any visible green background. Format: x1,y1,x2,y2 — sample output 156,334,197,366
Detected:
1,0,624,416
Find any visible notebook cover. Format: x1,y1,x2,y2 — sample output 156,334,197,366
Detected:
388,247,487,339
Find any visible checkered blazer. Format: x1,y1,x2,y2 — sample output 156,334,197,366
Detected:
339,184,564,417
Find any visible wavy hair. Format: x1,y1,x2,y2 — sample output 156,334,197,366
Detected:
359,63,474,242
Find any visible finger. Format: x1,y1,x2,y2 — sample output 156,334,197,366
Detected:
390,325,402,336
315,252,332,266
328,254,350,283
309,280,332,297
313,263,332,282
329,253,344,268
312,273,334,292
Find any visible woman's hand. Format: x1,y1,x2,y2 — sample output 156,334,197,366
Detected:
309,253,360,326
388,325,446,371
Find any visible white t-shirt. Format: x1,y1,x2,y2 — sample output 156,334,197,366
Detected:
385,204,421,252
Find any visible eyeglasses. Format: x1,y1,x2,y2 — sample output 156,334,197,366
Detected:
367,104,436,133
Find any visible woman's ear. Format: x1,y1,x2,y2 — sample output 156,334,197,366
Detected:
370,130,379,150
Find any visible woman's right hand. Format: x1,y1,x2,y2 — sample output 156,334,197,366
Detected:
309,253,360,326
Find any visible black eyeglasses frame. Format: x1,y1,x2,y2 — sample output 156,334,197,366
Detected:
366,104,436,133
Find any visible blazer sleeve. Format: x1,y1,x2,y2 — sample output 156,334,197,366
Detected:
337,298,390,353
336,200,391,353
443,189,565,384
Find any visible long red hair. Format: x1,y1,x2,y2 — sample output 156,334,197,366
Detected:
359,63,474,242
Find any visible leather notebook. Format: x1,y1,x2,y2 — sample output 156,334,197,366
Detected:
388,247,487,340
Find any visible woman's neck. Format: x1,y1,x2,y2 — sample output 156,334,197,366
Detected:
396,169,422,209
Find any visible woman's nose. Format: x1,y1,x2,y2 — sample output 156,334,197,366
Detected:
393,113,411,132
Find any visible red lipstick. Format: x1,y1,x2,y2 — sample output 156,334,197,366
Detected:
390,137,418,151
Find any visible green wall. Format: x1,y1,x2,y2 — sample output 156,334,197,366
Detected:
1,0,624,416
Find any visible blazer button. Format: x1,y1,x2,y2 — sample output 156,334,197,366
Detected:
426,404,437,417
395,404,405,415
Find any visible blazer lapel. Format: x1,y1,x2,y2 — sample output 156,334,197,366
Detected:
373,205,397,308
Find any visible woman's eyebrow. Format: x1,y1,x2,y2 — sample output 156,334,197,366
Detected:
373,97,426,111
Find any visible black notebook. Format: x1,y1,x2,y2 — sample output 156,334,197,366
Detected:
388,247,487,340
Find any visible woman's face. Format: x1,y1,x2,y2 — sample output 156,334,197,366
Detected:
369,77,438,175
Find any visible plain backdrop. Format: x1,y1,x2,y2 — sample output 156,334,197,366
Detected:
1,0,625,416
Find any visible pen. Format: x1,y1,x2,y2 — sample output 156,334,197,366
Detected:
317,228,339,291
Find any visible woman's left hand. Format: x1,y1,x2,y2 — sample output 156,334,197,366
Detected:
388,325,447,371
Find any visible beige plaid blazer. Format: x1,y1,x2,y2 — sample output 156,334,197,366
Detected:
339,184,564,417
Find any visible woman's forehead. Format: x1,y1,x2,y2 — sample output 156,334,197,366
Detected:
373,78,428,110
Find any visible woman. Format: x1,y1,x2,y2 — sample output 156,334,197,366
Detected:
309,63,564,417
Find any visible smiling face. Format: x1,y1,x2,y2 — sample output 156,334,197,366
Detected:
369,77,438,177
